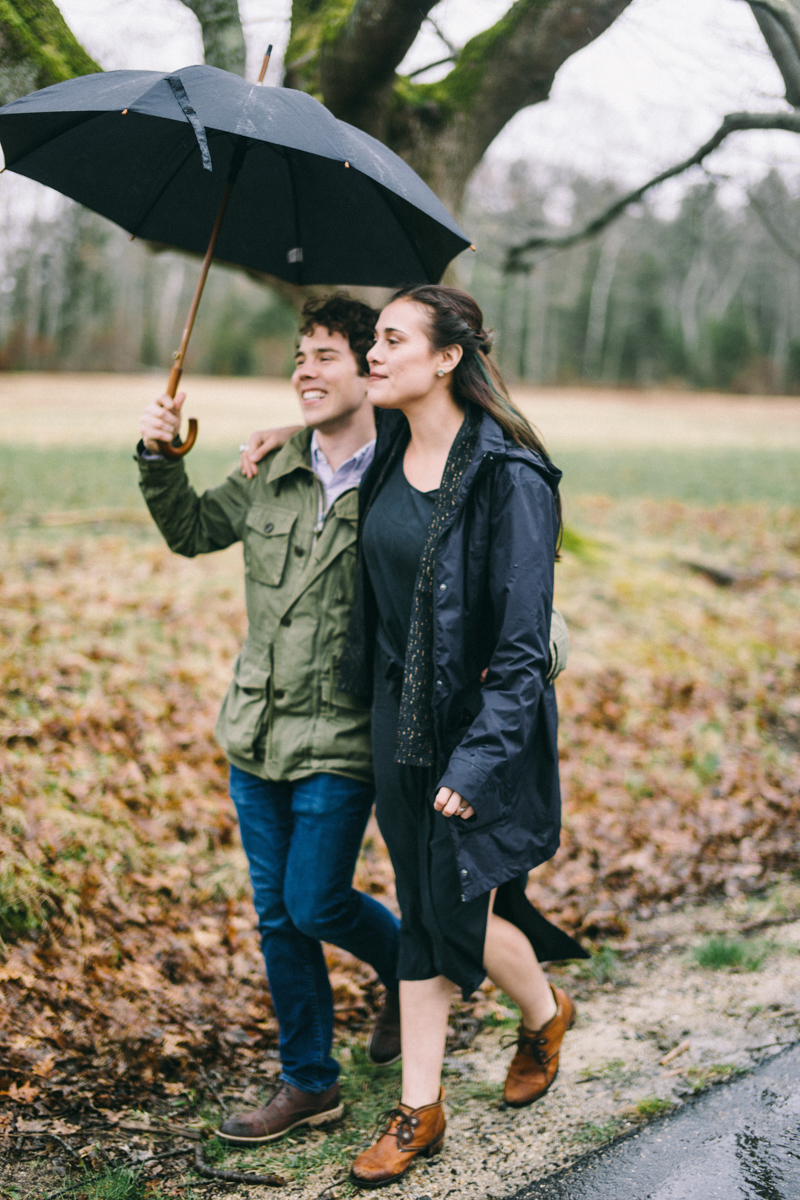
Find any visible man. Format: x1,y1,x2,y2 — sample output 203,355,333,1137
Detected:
137,294,400,1145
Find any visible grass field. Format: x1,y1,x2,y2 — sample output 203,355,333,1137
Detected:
2,374,800,516
3,444,800,518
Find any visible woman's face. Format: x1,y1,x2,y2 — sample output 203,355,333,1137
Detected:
367,298,455,409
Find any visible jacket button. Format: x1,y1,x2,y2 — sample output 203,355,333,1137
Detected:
274,688,285,699
439,583,446,590
264,522,274,533
294,545,304,556
461,893,466,902
461,869,468,877
280,616,292,626
436,680,442,687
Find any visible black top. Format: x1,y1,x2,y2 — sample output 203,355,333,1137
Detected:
362,453,437,668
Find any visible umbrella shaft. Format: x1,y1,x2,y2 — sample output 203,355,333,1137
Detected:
159,139,248,458
168,177,235,396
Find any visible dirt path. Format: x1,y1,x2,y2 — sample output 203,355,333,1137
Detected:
2,885,798,1199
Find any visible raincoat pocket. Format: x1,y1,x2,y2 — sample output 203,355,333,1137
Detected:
244,505,297,587
215,653,270,761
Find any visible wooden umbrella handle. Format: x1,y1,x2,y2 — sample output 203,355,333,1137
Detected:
158,416,198,458
157,364,198,458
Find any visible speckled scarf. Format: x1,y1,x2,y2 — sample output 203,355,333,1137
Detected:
396,404,482,766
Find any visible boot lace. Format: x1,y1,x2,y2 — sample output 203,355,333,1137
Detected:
501,1028,550,1066
377,1106,420,1147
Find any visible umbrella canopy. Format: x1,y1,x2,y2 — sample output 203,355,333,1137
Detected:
0,64,471,286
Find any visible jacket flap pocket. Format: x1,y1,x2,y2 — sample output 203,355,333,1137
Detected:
245,505,297,538
232,653,270,690
216,654,270,763
244,506,296,587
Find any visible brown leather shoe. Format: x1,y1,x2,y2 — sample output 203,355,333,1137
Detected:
503,985,576,1108
350,1090,445,1188
367,990,401,1065
216,1080,343,1144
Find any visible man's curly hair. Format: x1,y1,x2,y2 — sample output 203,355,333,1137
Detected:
298,293,378,376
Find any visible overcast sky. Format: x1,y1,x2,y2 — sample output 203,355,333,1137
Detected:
32,0,800,212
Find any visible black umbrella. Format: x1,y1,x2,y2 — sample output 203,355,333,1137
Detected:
0,58,472,455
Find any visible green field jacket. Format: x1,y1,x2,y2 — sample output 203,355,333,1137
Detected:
137,430,372,784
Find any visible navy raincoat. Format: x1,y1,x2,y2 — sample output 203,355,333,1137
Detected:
342,407,583,962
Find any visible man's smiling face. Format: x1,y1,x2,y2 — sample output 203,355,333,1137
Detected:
291,325,368,432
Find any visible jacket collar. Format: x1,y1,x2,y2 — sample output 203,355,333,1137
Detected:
265,427,313,486
368,405,562,511
459,407,562,499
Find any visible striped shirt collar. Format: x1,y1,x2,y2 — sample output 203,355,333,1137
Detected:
310,431,376,511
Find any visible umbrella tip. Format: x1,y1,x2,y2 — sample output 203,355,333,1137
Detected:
122,108,128,115
470,244,476,251
257,45,273,85
344,161,350,168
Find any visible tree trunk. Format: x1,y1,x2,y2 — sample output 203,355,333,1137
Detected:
178,0,246,76
583,226,624,378
0,0,99,104
287,0,635,212
0,1,245,109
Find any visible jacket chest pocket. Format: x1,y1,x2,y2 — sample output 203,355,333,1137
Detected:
244,505,297,587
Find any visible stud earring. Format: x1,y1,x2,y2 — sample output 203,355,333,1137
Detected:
437,368,445,376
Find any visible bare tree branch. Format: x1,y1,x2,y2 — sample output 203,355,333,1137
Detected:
317,0,438,134
177,0,245,76
750,0,800,63
406,55,456,81
286,1,636,211
504,110,800,271
425,15,458,58
750,2,800,104
193,1142,285,1187
393,0,635,210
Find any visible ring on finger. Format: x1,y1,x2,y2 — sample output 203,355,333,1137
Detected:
457,804,467,814
239,444,248,453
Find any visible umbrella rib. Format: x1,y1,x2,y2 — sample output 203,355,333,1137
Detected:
375,184,431,282
3,109,100,172
129,137,206,239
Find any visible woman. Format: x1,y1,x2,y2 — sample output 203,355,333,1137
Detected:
339,285,587,1189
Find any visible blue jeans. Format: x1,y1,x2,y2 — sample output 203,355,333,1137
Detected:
229,765,400,1093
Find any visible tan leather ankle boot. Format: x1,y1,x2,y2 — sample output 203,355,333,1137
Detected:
350,1089,445,1188
503,985,576,1107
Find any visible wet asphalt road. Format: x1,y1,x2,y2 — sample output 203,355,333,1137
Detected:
510,1042,800,1200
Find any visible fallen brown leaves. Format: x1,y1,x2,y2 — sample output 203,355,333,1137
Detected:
0,537,383,1116
531,498,800,940
1,498,799,1114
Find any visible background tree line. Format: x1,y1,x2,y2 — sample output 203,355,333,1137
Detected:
3,163,800,393
464,164,800,392
0,189,298,376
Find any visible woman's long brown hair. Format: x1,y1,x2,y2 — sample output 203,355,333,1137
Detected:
391,284,563,555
